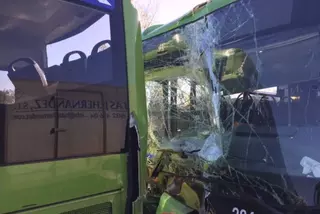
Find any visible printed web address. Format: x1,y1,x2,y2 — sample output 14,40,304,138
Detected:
12,112,127,120
13,112,85,120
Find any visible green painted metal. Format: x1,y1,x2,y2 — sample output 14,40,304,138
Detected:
0,0,147,213
124,0,148,202
22,189,124,214
155,193,194,214
142,0,237,40
123,0,148,212
0,155,126,213
145,66,190,81
144,48,236,80
142,24,163,37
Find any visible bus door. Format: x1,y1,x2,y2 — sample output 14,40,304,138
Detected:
0,0,142,213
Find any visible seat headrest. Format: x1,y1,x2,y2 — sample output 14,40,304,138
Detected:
7,58,48,87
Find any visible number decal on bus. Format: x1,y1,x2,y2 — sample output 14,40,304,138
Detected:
232,207,254,214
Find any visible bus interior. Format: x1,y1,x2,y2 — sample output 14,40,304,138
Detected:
0,0,128,163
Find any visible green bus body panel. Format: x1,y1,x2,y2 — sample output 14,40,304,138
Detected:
145,66,188,81
0,155,126,213
142,0,237,40
156,193,194,214
21,190,123,214
0,0,147,213
123,0,148,205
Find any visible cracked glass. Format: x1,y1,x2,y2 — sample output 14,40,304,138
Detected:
144,0,320,212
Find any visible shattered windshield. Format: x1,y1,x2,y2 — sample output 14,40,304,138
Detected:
144,0,320,211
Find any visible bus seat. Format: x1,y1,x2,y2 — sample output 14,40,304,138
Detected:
44,65,61,82
229,125,274,156
58,50,87,83
233,92,255,124
226,93,286,169
270,100,288,125
7,58,47,83
87,40,114,85
7,58,49,97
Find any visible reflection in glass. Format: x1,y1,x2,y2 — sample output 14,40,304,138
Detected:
0,0,128,163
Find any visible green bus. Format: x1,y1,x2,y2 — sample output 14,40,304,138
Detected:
144,0,320,213
0,0,147,213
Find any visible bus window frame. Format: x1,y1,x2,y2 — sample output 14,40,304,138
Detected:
0,0,130,166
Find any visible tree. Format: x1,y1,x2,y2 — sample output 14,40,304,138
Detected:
131,0,158,30
0,89,15,104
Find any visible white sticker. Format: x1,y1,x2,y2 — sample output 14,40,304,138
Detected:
82,0,115,10
232,207,255,214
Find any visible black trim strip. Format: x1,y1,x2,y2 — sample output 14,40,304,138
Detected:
0,152,123,167
0,104,5,163
5,188,122,214
64,0,115,13
54,94,59,158
125,122,140,214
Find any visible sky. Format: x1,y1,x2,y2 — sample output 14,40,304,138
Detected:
155,0,206,24
136,0,206,24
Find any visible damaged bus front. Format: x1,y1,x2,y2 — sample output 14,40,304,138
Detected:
0,0,146,213
143,0,320,213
